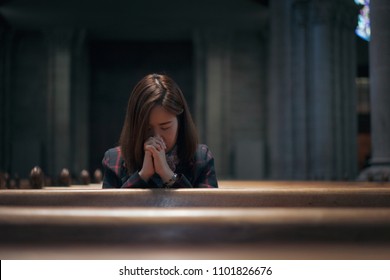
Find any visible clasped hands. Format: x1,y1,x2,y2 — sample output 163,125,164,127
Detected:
138,136,174,183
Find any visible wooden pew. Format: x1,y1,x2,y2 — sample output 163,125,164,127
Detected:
44,183,102,190
219,180,390,189
1,206,390,244
1,206,390,259
39,180,390,190
2,181,389,259
1,187,390,207
2,241,390,259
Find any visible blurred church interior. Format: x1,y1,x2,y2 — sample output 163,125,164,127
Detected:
0,0,389,183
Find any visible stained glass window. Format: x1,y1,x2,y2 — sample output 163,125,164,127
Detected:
355,0,370,41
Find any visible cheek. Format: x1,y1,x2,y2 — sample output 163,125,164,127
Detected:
164,128,178,148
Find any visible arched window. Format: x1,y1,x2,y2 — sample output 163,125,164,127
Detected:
355,0,370,41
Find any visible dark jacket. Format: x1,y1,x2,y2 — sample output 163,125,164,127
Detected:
101,144,218,188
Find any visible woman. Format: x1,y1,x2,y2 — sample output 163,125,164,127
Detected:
102,73,218,188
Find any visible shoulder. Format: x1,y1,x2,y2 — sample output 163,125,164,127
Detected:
103,146,122,159
102,147,124,170
194,144,215,162
189,144,217,182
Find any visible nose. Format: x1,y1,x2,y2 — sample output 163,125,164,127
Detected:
148,128,161,138
153,130,160,138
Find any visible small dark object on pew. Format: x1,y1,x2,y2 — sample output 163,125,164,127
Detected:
30,166,44,189
59,168,71,186
0,172,5,189
4,172,11,189
80,169,90,185
13,173,20,189
364,170,390,182
94,169,102,184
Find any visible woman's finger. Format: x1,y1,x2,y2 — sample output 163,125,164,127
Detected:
155,136,167,149
146,136,166,151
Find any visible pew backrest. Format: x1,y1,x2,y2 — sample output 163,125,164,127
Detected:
1,188,390,207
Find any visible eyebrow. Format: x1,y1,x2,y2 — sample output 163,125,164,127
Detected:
158,121,173,126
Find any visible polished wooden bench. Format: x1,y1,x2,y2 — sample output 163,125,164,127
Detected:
1,206,390,259
1,187,390,207
1,206,390,245
219,180,390,188
39,180,390,190
1,181,390,260
3,241,390,259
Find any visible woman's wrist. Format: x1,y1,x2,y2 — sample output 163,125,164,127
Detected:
163,173,178,188
160,169,174,184
138,170,152,182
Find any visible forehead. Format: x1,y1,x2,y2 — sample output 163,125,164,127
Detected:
149,105,176,124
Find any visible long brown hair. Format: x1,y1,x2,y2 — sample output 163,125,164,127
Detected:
119,73,198,173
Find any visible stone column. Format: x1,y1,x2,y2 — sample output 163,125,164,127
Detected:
71,30,89,176
193,31,207,142
340,3,359,180
194,30,232,178
194,28,267,179
268,0,294,179
309,0,339,180
0,24,14,174
269,0,358,180
308,0,358,180
359,0,390,180
291,0,310,179
230,31,268,180
45,29,73,179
